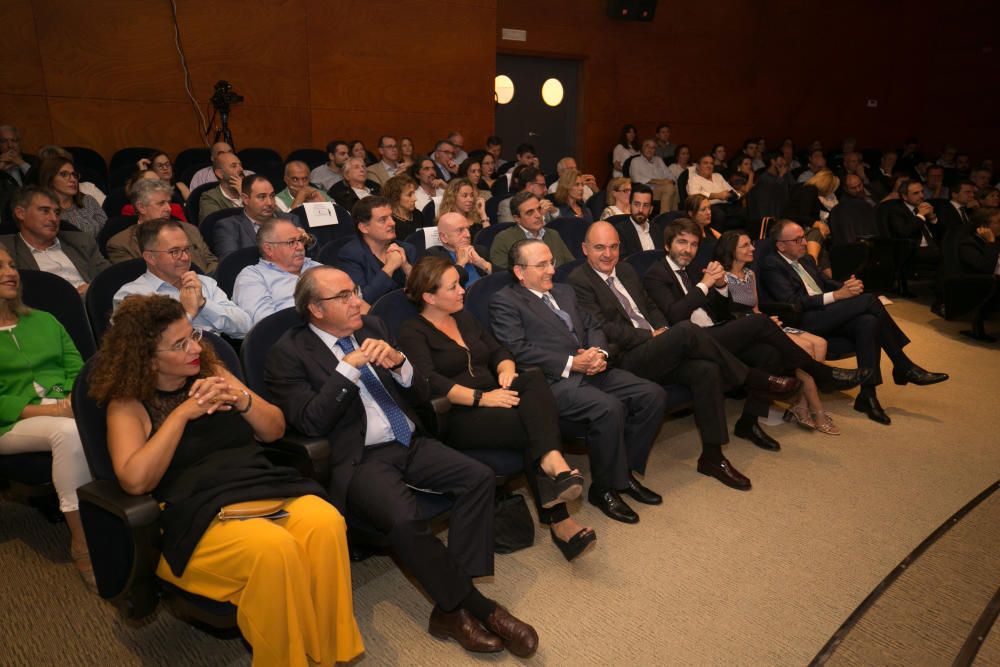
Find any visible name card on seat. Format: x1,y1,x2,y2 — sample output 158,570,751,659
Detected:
302,202,338,227
422,226,441,248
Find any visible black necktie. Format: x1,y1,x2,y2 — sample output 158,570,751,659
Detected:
960,206,969,224
676,269,694,293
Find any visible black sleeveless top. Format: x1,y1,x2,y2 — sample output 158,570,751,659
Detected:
145,380,326,576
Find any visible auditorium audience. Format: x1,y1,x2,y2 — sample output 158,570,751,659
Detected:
686,154,745,231
976,187,999,209
311,140,349,191
479,151,498,191
0,246,94,586
383,173,425,242
654,123,675,161
796,148,828,183
265,265,539,657
600,177,631,220
547,157,597,200
337,196,416,303
496,166,558,224
410,156,445,212
144,151,190,202
666,144,691,182
614,184,661,257
107,180,217,273
0,124,34,186
214,175,300,261
425,212,491,286
189,141,243,190
121,169,187,220
923,164,949,200
457,155,489,196
398,136,416,170
438,177,489,232
233,218,321,325
490,191,574,269
114,218,251,339
39,156,107,237
365,136,401,187
611,124,640,178
432,140,459,182
329,157,379,212
92,294,364,665
1,185,109,295
348,139,370,164
551,168,594,222
628,139,677,213
398,256,593,559
953,206,1000,341
447,131,468,165
198,152,245,223
275,160,332,213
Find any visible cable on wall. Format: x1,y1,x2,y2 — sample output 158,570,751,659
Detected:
169,0,210,146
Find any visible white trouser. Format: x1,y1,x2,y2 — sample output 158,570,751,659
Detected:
0,416,91,512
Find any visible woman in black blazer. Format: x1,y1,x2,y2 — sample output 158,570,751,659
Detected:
398,257,595,560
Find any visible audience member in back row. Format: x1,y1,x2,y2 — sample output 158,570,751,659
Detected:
410,156,446,212
490,191,574,270
275,160,332,213
399,256,593,560
337,196,417,304
384,173,426,241
189,141,246,190
0,124,35,186
613,184,661,258
214,174,301,261
365,135,401,187
950,206,1000,341
329,157,379,212
114,218,251,339
92,294,364,666
143,151,190,203
266,265,539,657
233,218,321,325
600,176,632,220
38,156,107,238
0,245,94,588
425,212,492,286
686,153,746,232
198,151,245,223
497,166,559,224
438,177,489,234
310,139,349,191
759,219,948,425
121,169,187,221
551,168,595,222
629,138,677,213
1,186,109,296
107,180,217,273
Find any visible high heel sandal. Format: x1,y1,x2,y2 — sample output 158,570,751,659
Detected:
537,468,584,509
550,527,597,562
812,411,841,436
783,404,816,430
71,548,97,592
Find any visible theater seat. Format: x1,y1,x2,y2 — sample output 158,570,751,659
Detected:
215,246,261,298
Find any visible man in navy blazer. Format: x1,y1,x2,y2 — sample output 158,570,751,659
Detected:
266,265,538,656
759,220,948,424
490,238,668,525
337,195,417,304
213,175,300,260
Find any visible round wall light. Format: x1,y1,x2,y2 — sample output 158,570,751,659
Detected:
495,75,515,104
541,78,564,107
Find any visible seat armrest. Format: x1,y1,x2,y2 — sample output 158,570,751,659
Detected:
264,431,331,484
78,479,160,527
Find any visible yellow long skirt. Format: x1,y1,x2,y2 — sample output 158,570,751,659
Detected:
156,494,365,666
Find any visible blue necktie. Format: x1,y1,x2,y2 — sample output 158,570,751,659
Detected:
336,337,412,446
542,293,577,340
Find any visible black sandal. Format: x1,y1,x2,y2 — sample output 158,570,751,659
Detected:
537,469,584,508
551,527,597,561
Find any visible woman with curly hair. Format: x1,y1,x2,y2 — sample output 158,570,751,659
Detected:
383,173,425,241
437,177,488,234
89,294,363,666
0,246,94,587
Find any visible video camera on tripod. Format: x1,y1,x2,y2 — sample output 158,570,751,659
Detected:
207,80,244,147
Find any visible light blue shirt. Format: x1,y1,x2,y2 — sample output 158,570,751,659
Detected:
233,258,321,325
308,324,415,447
113,270,252,338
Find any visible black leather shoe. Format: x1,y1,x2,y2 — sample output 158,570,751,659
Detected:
734,419,781,451
697,456,752,490
587,487,639,524
892,365,949,386
817,367,874,392
622,473,662,505
854,394,891,424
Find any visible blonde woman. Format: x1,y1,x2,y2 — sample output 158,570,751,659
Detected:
600,177,632,219
552,168,593,222
438,177,488,232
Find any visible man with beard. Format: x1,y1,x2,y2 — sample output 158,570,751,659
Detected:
198,151,246,222
613,184,662,257
310,139,349,191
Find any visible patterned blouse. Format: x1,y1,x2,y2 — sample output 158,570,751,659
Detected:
724,267,758,309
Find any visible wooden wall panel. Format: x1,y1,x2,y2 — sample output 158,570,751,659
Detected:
2,1,47,96
0,95,53,150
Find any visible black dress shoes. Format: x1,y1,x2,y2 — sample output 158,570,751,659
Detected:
429,607,503,653
621,473,662,505
817,367,874,392
892,365,949,386
854,394,891,424
697,456,752,490
483,605,539,658
734,419,781,451
587,486,639,524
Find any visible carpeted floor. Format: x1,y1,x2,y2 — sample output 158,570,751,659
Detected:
1,298,998,665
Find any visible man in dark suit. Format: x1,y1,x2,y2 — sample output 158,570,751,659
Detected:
337,195,417,304
1,185,109,295
432,140,458,182
328,157,380,212
425,212,492,286
643,219,866,449
490,238,668,524
934,180,977,238
883,178,943,296
214,175,301,260
266,265,538,657
614,184,663,257
570,222,806,490
759,220,948,424
951,207,1000,341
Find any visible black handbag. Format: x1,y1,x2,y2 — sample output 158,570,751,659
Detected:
492,489,534,554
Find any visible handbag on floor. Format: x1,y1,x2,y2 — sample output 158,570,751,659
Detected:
493,489,534,554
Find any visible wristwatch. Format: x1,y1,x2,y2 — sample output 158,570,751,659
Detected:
390,353,407,370
472,389,483,407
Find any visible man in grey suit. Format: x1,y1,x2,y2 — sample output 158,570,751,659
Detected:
490,238,667,524
213,175,300,260
1,185,109,295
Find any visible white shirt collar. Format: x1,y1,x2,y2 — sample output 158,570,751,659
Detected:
665,255,684,272
518,224,546,240
19,233,59,253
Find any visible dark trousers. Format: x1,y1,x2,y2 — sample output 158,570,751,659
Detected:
550,368,667,490
345,438,495,611
705,315,786,418
799,293,911,386
445,368,570,524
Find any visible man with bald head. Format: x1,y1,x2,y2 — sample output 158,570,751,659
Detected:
425,211,492,286
189,141,255,190
265,265,539,656
198,151,245,222
233,218,321,324
276,160,332,213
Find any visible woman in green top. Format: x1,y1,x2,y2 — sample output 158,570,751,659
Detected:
0,246,93,586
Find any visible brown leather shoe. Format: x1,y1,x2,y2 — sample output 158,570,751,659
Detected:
484,605,539,658
428,606,504,653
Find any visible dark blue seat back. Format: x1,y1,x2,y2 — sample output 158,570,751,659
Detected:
215,246,260,298
198,207,244,254
464,270,513,331
285,148,327,170
546,216,589,259
318,236,356,267
625,250,662,278
20,269,97,360
369,289,419,340
554,257,585,283
240,307,301,400
185,182,219,224
85,258,147,341
474,222,513,253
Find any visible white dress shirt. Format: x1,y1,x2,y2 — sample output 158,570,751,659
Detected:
20,235,85,288
630,218,655,251
665,256,718,327
629,155,670,184
686,170,734,204
592,266,646,328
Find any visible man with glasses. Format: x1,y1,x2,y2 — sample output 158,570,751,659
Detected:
275,160,332,213
426,212,492,286
106,179,218,272
496,166,558,224
214,174,302,261
233,219,320,324
114,218,251,338
614,183,662,257
432,140,458,182
0,125,34,186
366,135,400,187
1,185,108,296
266,265,539,657
759,219,948,425
491,238,667,523
490,191,573,269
